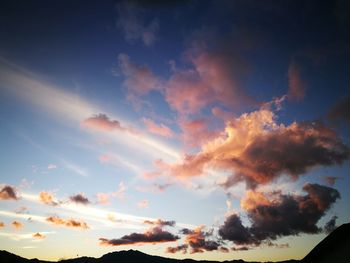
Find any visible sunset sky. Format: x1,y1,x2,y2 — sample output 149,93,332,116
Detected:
0,0,350,262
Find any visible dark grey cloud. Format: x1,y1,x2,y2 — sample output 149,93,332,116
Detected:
0,185,19,200
69,194,90,205
219,183,340,245
328,96,350,124
99,226,179,246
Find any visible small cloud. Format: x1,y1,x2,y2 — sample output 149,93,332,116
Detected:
81,113,127,132
144,219,176,227
47,164,57,170
0,222,5,228
0,185,19,200
324,216,338,234
328,96,350,124
12,221,24,230
39,192,58,206
322,176,342,187
137,199,149,209
32,232,45,239
69,194,90,205
46,216,89,230
99,226,179,246
143,118,174,138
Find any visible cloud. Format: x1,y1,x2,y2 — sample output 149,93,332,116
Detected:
32,232,45,239
137,199,149,209
328,96,350,124
143,118,174,138
46,216,89,230
47,164,57,170
144,219,175,227
117,53,162,105
0,185,19,200
99,226,179,246
39,191,58,206
69,194,90,205
219,183,340,245
81,113,128,132
96,182,127,205
322,176,342,187
11,221,24,230
0,222,5,228
147,106,350,189
167,225,222,254
116,0,159,46
287,61,306,101
324,216,338,234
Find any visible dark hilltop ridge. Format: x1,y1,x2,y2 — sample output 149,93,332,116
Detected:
1,223,349,263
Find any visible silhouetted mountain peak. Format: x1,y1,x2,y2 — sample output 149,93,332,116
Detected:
302,223,350,263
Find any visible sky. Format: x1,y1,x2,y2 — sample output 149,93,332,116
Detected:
0,0,350,262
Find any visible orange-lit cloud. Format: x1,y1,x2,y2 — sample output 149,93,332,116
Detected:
287,61,306,101
143,118,174,138
99,226,179,246
46,216,89,230
32,232,45,239
167,225,226,254
0,222,4,228
0,185,19,200
11,221,23,230
39,191,58,206
147,106,349,189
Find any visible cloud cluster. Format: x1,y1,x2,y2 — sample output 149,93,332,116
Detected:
167,225,225,254
99,226,179,246
0,185,19,200
147,107,349,189
69,194,90,205
46,216,89,230
219,183,340,245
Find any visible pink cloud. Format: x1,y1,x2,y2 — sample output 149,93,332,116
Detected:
81,113,126,132
146,105,349,189
143,118,174,138
287,61,306,101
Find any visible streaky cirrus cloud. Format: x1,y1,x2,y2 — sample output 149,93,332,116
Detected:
287,61,307,101
143,219,175,227
116,0,159,46
219,183,340,245
0,185,19,200
46,216,89,230
69,193,90,205
143,118,174,138
328,96,350,124
146,106,349,189
39,191,58,206
11,221,24,230
99,226,179,246
167,225,225,254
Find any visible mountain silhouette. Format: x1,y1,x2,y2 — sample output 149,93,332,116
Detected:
1,223,349,263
